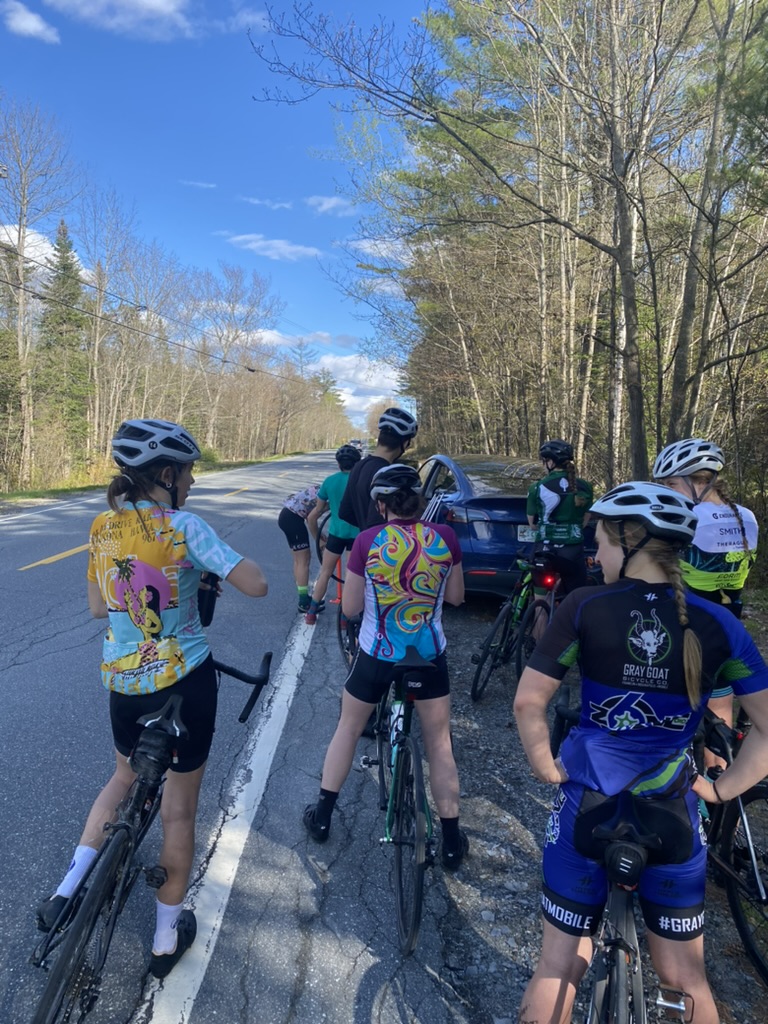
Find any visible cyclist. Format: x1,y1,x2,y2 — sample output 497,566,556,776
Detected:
653,438,759,730
37,419,268,978
526,439,593,594
304,444,361,624
513,481,768,1024
303,463,469,869
338,407,418,531
277,482,320,612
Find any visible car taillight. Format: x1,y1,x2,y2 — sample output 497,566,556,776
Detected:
445,507,468,523
446,507,491,523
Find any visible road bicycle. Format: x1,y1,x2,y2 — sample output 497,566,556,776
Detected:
469,557,537,701
359,645,437,954
29,653,273,1024
314,509,344,585
515,562,563,680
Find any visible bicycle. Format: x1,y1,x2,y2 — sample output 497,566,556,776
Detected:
314,508,344,585
359,645,437,954
515,561,562,681
29,653,273,1024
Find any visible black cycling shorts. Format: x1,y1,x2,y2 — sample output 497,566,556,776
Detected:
345,649,450,704
324,532,355,556
109,654,217,773
278,507,310,552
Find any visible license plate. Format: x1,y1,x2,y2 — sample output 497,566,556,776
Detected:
517,525,538,543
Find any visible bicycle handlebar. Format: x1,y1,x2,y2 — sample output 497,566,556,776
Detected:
212,652,273,724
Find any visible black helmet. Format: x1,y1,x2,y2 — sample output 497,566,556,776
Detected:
539,439,573,465
370,463,422,499
335,444,362,467
377,407,418,440
112,419,201,469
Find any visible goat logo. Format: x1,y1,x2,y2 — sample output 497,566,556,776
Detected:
627,609,671,666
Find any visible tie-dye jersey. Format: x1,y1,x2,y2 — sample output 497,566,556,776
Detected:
87,500,243,695
527,580,768,798
347,518,462,662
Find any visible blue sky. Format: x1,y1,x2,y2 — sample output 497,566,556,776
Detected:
0,0,421,425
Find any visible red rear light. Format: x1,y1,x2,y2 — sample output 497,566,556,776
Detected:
542,574,556,589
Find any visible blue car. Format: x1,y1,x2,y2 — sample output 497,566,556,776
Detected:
419,453,599,595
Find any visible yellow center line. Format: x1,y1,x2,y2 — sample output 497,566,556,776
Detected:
224,487,249,497
19,543,89,570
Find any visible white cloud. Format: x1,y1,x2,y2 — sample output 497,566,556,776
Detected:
2,1,60,42
306,195,357,217
238,195,293,211
180,179,217,189
37,1,266,40
0,224,55,263
227,233,322,262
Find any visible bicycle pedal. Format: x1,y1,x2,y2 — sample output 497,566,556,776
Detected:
425,842,436,868
359,755,379,768
655,986,692,1021
470,653,480,664
144,865,168,889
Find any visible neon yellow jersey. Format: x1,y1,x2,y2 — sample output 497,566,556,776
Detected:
680,501,758,592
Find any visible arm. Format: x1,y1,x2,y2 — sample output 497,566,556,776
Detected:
306,499,328,539
88,581,109,619
226,558,268,598
513,666,567,784
693,687,768,804
341,570,365,617
444,565,465,606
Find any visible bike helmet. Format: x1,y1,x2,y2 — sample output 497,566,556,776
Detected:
539,439,573,464
370,463,422,499
590,482,697,546
377,407,418,440
335,443,362,466
652,438,724,479
112,419,201,469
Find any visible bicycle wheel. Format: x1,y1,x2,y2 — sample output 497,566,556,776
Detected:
515,599,551,680
721,784,768,985
30,830,131,1024
392,734,427,955
315,510,343,585
375,693,392,810
586,948,610,1023
336,605,359,669
470,601,515,701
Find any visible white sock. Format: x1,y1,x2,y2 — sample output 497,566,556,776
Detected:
55,845,98,899
153,900,184,955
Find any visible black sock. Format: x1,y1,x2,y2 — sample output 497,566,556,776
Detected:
315,789,338,825
440,816,460,850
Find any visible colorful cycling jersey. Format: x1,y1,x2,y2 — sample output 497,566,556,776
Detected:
87,500,243,695
526,470,593,546
680,500,758,592
282,484,320,519
528,580,768,798
347,518,462,661
317,471,358,541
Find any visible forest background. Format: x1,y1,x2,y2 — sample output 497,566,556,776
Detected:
3,1,768,555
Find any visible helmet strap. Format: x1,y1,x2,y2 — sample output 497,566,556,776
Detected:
689,473,717,505
153,467,179,510
618,523,653,579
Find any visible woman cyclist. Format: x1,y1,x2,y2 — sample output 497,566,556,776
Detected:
37,419,268,978
303,463,469,869
526,439,593,594
304,443,361,624
653,438,759,730
513,481,768,1024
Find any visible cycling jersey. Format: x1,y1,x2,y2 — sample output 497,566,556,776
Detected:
317,471,358,541
282,484,320,519
347,518,462,661
527,470,593,546
680,500,758,592
338,455,389,529
529,580,768,798
87,500,242,695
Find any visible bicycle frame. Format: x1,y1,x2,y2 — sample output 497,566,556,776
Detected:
380,690,433,848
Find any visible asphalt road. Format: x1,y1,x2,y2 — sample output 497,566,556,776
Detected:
1,454,470,1024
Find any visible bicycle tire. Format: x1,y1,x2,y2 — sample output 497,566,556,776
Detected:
30,829,132,1024
392,734,427,955
315,510,343,584
586,948,610,1023
515,599,551,680
721,783,768,986
608,941,630,1024
375,693,392,810
336,605,358,669
470,601,515,701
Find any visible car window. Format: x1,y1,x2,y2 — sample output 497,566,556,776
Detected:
431,465,458,494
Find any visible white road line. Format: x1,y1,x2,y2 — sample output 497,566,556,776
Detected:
131,620,316,1024
0,495,103,521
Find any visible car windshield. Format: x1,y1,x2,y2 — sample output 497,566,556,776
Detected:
454,456,540,496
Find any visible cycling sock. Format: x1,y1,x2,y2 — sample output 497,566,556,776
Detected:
440,816,461,850
297,585,309,597
153,900,184,955
315,788,338,826
55,845,98,899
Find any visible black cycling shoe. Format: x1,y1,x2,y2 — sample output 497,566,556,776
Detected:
36,894,68,933
149,910,197,979
441,830,469,871
303,804,330,843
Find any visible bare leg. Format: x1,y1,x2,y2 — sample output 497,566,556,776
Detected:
311,547,341,607
78,751,137,848
645,931,718,1024
320,691,377,793
415,696,459,818
518,919,592,1023
704,693,734,770
155,763,207,906
292,548,311,589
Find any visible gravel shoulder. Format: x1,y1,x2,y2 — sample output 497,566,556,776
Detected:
435,594,767,1024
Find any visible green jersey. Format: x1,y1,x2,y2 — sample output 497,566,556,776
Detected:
526,470,593,546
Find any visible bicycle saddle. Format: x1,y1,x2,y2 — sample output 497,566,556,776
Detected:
136,693,190,740
393,645,437,673
592,820,663,850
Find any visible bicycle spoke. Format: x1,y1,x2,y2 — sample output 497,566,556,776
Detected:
723,785,768,985
392,735,427,954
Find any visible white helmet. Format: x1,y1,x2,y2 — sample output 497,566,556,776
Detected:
590,482,697,546
112,419,201,468
378,407,418,440
652,438,724,479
